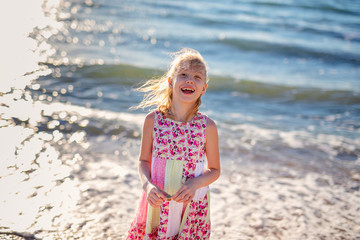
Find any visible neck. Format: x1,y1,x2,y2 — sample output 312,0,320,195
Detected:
169,99,195,122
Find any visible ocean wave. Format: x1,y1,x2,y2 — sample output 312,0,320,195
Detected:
45,63,360,105
216,38,360,65
6,96,358,168
219,122,360,167
2,94,144,140
251,1,360,16
209,77,360,104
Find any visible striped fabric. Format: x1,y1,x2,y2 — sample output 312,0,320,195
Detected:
127,111,211,239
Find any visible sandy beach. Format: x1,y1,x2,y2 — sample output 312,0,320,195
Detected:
1,131,359,240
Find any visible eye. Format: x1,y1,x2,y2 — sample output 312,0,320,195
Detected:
194,75,203,81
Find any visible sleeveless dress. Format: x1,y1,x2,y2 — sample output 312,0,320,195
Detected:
126,110,211,239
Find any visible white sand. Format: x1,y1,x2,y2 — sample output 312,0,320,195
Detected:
16,158,358,239
1,137,359,239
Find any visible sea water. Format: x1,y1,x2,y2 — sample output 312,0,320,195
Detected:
1,0,359,238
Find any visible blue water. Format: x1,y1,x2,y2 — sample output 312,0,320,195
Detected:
47,0,360,89
23,0,360,170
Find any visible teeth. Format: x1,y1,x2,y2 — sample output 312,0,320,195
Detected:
182,88,194,92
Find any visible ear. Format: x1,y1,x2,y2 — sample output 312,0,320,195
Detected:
201,83,208,95
168,77,173,87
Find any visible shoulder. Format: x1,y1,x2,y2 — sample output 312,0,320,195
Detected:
197,112,217,129
205,117,218,137
206,117,217,129
143,111,156,127
205,117,219,147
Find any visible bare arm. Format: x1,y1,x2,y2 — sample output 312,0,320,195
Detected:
172,117,221,203
138,112,167,207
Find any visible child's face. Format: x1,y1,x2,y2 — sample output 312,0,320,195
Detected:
169,62,207,105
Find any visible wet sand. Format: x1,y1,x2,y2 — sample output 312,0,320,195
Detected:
1,140,359,240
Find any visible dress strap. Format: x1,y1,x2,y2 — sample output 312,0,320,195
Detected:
153,110,161,129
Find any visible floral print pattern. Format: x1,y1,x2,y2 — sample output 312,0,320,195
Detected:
127,111,211,239
153,112,206,163
179,194,210,240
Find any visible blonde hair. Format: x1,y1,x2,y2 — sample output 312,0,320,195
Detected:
133,48,208,121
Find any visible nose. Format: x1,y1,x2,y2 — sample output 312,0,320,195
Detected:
186,77,194,84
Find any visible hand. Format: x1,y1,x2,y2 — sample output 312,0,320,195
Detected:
171,180,197,204
145,184,167,207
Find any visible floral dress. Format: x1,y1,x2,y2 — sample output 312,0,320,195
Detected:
126,110,211,239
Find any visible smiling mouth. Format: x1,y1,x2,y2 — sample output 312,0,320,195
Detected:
181,87,195,94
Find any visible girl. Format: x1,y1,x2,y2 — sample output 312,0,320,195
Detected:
127,48,220,239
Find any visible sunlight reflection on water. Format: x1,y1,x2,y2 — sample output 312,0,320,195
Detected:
0,84,85,232
0,0,83,234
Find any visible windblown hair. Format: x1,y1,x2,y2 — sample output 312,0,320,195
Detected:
133,48,208,121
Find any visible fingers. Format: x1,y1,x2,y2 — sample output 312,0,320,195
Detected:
147,187,167,207
148,194,162,207
172,194,193,203
180,195,193,203
171,186,194,203
155,189,167,200
171,185,186,200
147,184,195,206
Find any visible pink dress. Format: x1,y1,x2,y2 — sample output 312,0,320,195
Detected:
126,110,211,239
